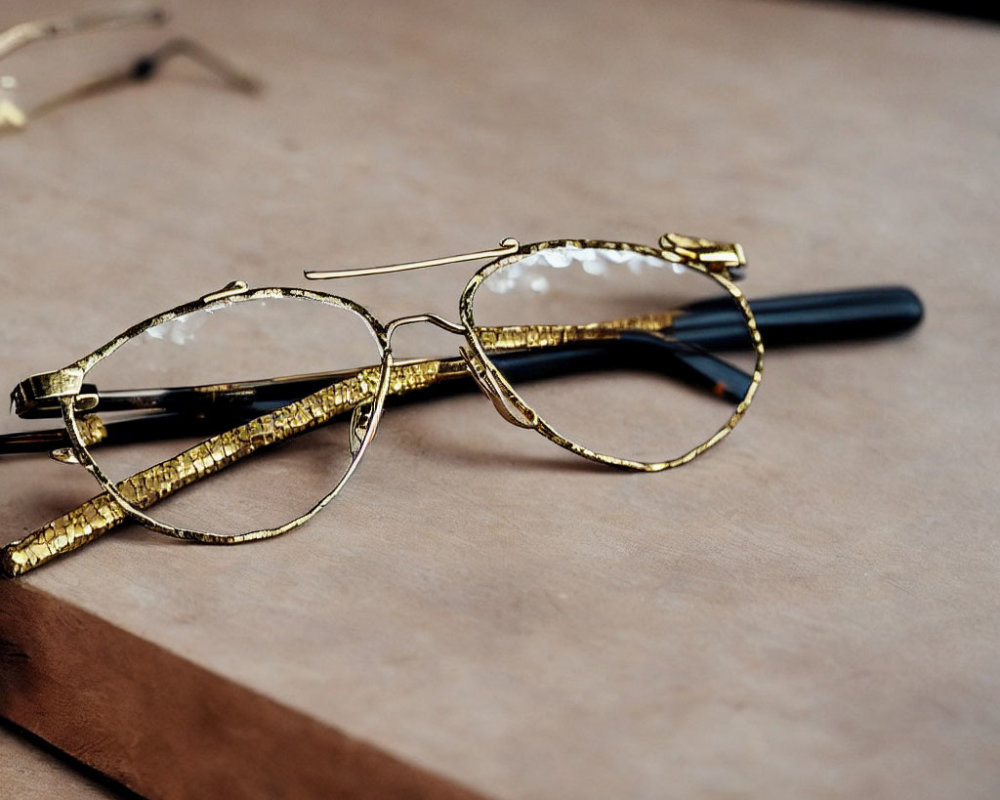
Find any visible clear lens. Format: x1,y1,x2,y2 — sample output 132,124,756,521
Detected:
78,293,382,536
470,245,757,464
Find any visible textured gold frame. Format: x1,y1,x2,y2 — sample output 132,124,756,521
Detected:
461,237,763,471
2,233,763,576
63,287,392,544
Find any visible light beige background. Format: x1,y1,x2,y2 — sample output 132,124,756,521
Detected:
1,1,998,798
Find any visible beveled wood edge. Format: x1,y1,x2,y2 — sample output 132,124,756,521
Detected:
0,580,492,800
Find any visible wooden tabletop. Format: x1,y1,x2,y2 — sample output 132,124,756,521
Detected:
1,1,998,798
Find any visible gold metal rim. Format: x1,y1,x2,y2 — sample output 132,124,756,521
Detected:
62,286,392,543
459,238,764,471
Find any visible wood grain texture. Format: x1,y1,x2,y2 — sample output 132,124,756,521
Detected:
1,0,998,798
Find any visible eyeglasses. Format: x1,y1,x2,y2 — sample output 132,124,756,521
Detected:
0,3,259,132
0,233,923,576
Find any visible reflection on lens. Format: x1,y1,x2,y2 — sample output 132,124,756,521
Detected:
470,245,757,465
79,293,382,536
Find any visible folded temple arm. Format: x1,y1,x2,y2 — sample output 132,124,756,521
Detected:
0,329,731,575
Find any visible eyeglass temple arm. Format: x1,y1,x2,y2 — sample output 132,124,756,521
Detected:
0,3,167,61
7,285,923,422
132,38,261,94
19,37,260,126
3,286,922,444
0,334,744,455
6,306,695,422
672,286,923,348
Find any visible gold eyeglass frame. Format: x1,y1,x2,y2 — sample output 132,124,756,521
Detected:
459,236,762,471
3,233,763,576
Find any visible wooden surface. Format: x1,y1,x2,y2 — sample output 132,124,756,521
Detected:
1,0,999,798
0,719,138,800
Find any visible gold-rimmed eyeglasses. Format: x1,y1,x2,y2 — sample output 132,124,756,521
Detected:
2,232,765,576
0,2,259,132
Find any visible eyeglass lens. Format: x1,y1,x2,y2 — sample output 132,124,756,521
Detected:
77,295,383,536
470,246,757,464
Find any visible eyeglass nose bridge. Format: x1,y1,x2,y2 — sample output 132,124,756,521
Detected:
383,313,537,429
384,313,465,338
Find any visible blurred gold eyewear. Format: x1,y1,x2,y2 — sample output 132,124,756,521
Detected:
0,2,259,132
1,233,765,576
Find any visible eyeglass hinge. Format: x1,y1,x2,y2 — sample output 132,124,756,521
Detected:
11,368,85,418
659,233,746,275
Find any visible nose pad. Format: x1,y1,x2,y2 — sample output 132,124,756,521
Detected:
459,347,537,429
349,400,375,457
